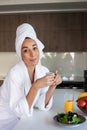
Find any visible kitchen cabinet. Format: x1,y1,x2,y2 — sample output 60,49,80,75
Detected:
0,12,87,52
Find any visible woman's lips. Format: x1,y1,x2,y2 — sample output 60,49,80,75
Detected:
30,58,37,61
30,58,37,62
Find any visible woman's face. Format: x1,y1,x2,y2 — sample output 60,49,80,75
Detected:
21,38,39,68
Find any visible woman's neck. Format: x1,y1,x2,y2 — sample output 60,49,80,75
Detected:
27,66,35,84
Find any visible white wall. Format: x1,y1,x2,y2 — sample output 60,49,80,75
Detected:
0,52,19,79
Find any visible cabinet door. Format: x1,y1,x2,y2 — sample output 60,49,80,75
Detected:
0,13,87,52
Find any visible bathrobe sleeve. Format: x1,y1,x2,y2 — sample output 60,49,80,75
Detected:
5,68,31,119
35,87,53,111
34,65,53,111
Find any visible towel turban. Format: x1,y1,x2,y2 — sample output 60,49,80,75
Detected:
15,23,44,60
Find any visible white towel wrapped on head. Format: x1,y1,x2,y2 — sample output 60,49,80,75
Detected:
15,23,44,59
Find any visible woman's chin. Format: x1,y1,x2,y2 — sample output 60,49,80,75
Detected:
31,61,38,66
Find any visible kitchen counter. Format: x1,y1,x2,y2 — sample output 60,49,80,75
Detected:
13,89,87,130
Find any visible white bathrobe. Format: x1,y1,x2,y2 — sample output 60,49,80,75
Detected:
0,23,53,130
0,61,53,130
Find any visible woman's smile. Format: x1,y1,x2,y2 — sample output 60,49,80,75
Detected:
29,58,38,64
21,38,39,67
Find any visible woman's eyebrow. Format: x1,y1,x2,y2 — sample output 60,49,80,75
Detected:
32,43,37,46
22,44,37,49
22,46,28,49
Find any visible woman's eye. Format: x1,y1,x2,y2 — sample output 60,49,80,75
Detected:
33,47,38,50
23,49,28,53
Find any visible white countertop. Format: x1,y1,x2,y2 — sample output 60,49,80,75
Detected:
13,89,87,130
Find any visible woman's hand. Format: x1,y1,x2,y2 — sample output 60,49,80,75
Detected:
50,71,62,88
45,71,62,106
33,71,62,90
26,73,56,108
33,73,55,89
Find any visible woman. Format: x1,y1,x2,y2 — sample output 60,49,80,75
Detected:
0,23,62,130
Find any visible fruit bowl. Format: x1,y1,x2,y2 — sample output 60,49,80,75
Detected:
76,92,87,115
77,105,87,115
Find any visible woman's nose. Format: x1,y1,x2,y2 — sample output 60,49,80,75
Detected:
30,50,34,57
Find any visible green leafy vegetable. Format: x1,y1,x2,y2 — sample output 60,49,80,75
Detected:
57,112,82,124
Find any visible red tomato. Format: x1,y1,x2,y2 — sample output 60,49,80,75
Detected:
77,100,86,108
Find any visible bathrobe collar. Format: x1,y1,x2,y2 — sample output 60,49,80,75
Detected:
21,60,41,95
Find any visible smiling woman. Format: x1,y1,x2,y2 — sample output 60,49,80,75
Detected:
21,38,39,68
0,23,62,130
